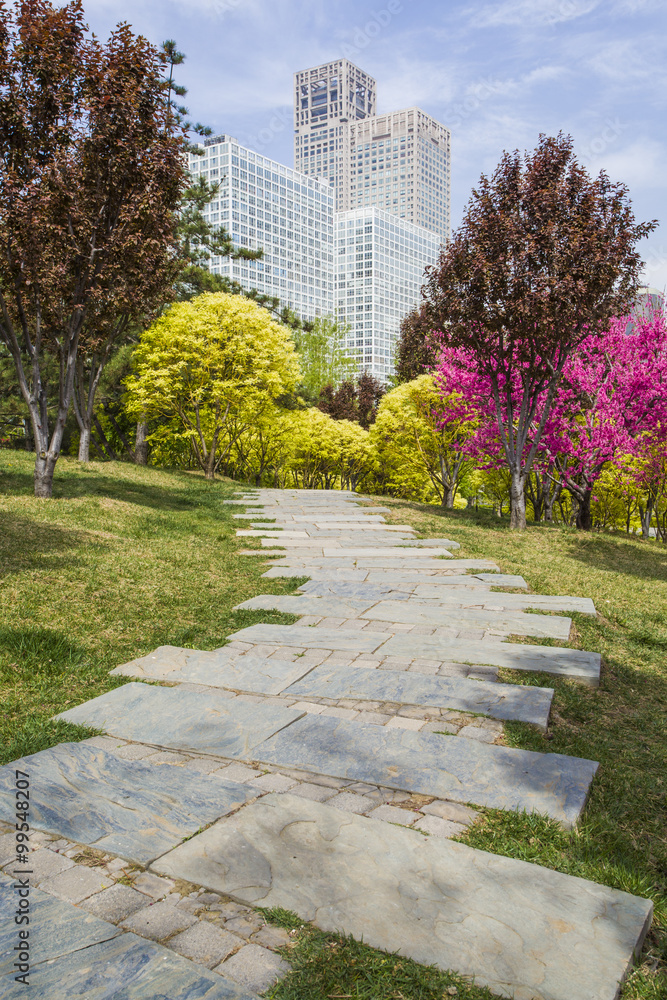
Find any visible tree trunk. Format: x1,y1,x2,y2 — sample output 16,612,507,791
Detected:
134,421,148,465
544,481,561,523
34,453,58,498
575,489,593,530
78,426,91,462
442,486,455,508
509,469,526,530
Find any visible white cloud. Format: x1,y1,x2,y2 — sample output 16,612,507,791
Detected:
468,0,600,28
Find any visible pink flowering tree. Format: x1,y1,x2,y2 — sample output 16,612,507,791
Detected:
541,313,667,530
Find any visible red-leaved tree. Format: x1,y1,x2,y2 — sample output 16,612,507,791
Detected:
0,1,188,495
424,133,656,529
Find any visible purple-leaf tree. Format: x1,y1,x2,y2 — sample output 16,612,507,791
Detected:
424,132,656,529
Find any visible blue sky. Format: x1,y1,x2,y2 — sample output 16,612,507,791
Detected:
83,0,666,290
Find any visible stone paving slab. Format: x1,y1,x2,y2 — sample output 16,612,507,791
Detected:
252,716,598,827
0,744,257,864
153,794,651,1000
262,567,369,580
284,664,553,729
234,595,376,617
363,600,572,640
0,927,258,999
319,546,454,558
298,581,417,600
227,623,389,652
110,645,316,695
273,558,500,572
56,683,305,758
410,587,597,615
234,594,571,640
0,875,121,976
378,635,601,684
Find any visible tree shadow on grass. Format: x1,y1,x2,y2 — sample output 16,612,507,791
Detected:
0,512,105,576
0,462,205,513
564,534,667,584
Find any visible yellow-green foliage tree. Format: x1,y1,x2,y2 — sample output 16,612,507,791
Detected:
124,293,300,479
288,408,341,488
370,375,476,506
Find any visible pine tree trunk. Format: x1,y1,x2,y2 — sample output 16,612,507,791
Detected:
134,421,148,466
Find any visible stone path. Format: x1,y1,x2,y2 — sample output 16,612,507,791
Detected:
0,487,652,1000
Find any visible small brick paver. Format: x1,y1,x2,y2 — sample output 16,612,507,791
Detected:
121,900,198,941
413,815,468,839
80,883,149,922
39,863,111,903
218,943,291,993
169,920,241,967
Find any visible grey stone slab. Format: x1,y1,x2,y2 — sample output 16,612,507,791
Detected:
262,567,368,580
284,664,553,729
252,716,596,827
227,624,388,652
234,595,375,617
0,876,120,975
154,794,651,1000
362,600,572,640
0,929,258,999
474,573,529,588
55,684,304,760
298,581,414,600
277,558,500,572
398,538,461,549
110,645,316,695
321,546,454,559
411,588,597,615
0,743,258,865
378,635,601,684
362,572,505,586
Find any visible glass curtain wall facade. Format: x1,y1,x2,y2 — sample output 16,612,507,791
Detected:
341,108,451,238
336,207,441,380
189,135,334,320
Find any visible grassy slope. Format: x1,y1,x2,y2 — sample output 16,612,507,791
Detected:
0,452,664,998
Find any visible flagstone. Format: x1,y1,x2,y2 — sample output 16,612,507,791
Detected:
284,663,553,729
251,716,596,826
153,793,650,1000
410,587,597,615
110,645,317,695
227,623,389,652
0,927,258,998
55,684,305,758
0,743,258,865
378,634,601,684
361,600,572,640
0,876,121,978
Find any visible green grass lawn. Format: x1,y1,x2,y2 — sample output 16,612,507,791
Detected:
1,451,665,999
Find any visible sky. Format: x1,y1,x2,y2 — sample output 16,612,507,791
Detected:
82,0,667,291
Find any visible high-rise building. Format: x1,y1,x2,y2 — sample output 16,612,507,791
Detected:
335,207,441,381
293,59,377,208
340,108,450,238
189,135,334,320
